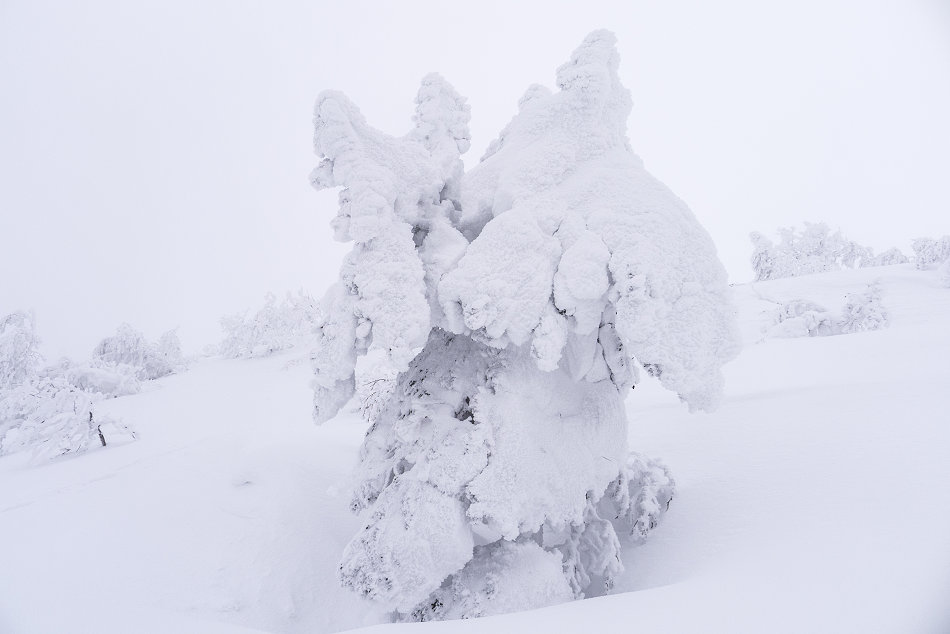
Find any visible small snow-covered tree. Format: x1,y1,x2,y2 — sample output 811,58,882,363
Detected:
861,247,908,268
218,291,319,358
911,235,950,270
156,328,185,371
764,299,839,338
750,232,776,282
0,310,42,391
762,283,889,339
0,317,135,459
308,31,739,619
93,324,172,380
748,224,898,280
839,282,888,333
0,375,131,459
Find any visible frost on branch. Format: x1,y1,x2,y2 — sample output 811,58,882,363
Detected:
311,30,739,620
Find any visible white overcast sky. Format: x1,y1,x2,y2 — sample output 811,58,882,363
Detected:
1,0,948,359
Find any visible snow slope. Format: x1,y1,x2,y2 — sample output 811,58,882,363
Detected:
2,264,949,633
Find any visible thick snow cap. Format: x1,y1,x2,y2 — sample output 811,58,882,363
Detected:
310,29,739,421
308,75,471,423
441,29,740,411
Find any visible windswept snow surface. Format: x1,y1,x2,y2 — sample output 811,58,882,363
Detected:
2,263,949,633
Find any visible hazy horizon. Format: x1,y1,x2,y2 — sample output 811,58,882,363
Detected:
2,0,948,359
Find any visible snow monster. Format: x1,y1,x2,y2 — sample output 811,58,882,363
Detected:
308,30,739,620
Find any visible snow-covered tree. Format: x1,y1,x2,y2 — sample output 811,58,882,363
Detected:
218,291,319,358
911,235,950,270
309,31,739,619
748,223,906,280
861,247,908,268
92,324,172,380
0,375,132,460
762,283,889,339
156,328,185,371
764,299,839,338
0,317,136,459
839,282,888,334
0,310,42,391
750,232,776,282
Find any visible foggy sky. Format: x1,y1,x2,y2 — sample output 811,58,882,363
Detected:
2,0,948,359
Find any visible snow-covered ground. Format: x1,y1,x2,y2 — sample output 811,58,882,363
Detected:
2,263,949,633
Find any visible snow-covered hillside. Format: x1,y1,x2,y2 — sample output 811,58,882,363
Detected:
2,264,948,633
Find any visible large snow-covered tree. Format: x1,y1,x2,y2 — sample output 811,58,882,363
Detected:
308,31,740,620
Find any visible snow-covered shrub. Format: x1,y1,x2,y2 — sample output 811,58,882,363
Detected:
777,222,864,279
749,224,911,280
93,324,172,380
0,376,132,459
50,358,141,397
156,328,186,371
0,316,138,459
218,291,319,358
308,30,739,620
762,283,888,339
749,232,776,282
839,282,888,334
861,247,908,268
911,235,950,270
764,299,839,338
0,310,42,390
